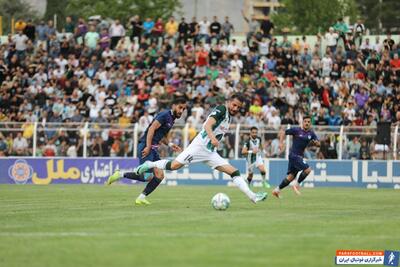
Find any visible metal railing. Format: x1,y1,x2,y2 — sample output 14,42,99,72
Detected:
0,122,398,160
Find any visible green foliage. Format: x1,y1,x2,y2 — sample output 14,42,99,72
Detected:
272,0,359,35
0,0,38,34
44,0,68,30
357,0,400,33
66,0,182,24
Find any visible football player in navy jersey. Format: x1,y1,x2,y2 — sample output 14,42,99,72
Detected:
272,116,320,198
107,97,187,205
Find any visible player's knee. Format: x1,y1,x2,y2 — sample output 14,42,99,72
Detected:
154,170,164,180
304,168,311,175
231,170,240,178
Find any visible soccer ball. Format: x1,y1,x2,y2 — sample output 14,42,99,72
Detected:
211,193,230,210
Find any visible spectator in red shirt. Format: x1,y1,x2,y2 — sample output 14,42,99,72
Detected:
390,53,400,72
152,18,164,45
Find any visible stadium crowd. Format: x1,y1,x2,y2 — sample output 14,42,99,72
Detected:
0,15,399,159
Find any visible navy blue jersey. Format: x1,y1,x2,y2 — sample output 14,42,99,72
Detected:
286,127,318,157
139,109,175,145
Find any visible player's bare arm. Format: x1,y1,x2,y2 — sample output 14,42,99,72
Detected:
204,117,219,147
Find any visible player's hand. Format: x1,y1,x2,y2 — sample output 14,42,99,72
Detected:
211,138,219,148
253,148,259,153
171,144,182,152
142,146,151,157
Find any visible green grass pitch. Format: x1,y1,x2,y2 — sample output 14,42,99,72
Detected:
0,185,399,267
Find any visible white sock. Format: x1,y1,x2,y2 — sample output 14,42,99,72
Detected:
233,176,256,200
273,187,280,192
137,193,146,200
147,159,169,170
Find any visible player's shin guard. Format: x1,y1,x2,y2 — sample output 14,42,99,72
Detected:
148,160,173,170
143,177,162,196
123,172,147,182
231,170,256,200
297,171,309,184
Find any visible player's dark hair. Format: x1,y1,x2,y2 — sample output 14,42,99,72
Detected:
230,93,245,103
172,97,187,105
303,115,311,120
250,126,258,131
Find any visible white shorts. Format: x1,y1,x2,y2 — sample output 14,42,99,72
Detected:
247,156,264,173
175,142,229,169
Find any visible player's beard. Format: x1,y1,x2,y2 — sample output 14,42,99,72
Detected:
173,111,182,118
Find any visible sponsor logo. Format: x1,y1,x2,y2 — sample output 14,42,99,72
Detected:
8,159,34,184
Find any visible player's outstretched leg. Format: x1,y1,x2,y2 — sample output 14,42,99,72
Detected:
216,165,267,203
134,159,183,174
272,173,296,199
107,170,148,185
292,168,311,195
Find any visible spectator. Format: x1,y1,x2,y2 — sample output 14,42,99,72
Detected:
198,17,210,44
165,16,178,41
260,15,274,39
85,25,100,50
178,17,189,45
323,27,339,53
348,136,361,159
221,16,234,44
12,132,28,156
130,15,143,43
109,20,125,49
209,16,221,44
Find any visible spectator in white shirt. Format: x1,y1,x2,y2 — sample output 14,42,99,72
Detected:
13,31,29,59
324,27,339,53
286,88,300,107
13,132,29,155
227,39,240,54
262,100,277,121
230,54,243,72
138,111,154,133
198,17,210,43
109,19,125,49
268,110,281,130
321,53,333,77
54,55,68,73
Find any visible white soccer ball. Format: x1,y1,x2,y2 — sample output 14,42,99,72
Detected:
211,193,230,211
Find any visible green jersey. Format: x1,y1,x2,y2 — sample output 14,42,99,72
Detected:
194,105,231,152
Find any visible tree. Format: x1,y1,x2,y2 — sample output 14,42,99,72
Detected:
44,0,68,31
0,0,38,34
66,0,182,24
357,0,400,33
272,0,359,35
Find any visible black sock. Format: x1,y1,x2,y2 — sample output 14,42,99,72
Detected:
123,172,147,182
298,171,309,184
278,178,291,190
166,161,172,170
143,177,162,196
247,177,252,184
